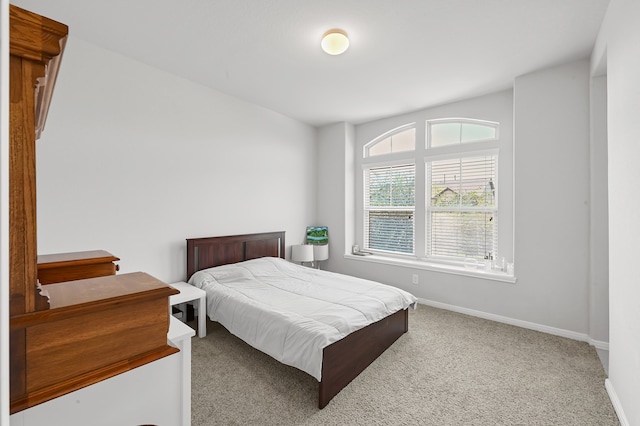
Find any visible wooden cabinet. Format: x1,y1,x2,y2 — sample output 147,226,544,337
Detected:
38,250,120,284
10,273,178,412
8,5,179,414
10,318,194,426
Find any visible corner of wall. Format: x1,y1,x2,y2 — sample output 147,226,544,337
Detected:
316,122,353,270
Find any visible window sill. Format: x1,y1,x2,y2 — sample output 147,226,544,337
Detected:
343,253,517,284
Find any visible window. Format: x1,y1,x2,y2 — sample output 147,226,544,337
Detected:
362,125,416,254
365,125,415,157
360,118,503,268
427,154,497,260
364,164,415,254
429,119,498,147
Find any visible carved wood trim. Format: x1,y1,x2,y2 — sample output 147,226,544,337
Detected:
9,5,68,317
10,5,68,139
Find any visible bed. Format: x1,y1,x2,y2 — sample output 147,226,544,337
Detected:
186,231,416,408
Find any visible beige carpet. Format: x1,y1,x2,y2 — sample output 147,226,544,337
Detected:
190,305,619,425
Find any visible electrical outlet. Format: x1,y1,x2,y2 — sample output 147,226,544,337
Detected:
412,274,419,285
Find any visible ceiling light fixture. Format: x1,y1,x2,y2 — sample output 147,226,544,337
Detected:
321,29,349,55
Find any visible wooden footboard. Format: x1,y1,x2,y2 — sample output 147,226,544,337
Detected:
319,308,409,408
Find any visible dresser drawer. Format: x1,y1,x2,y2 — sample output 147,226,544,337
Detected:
38,250,120,284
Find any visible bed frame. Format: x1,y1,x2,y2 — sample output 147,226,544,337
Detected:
186,231,409,408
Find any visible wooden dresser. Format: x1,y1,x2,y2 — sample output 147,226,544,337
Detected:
37,250,120,284
8,5,178,414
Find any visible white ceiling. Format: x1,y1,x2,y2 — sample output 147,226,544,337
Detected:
12,0,610,127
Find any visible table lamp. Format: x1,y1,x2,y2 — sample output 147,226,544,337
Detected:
291,244,314,266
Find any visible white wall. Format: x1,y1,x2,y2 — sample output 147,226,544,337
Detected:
36,37,317,283
317,122,354,261
594,0,640,424
319,60,604,341
513,60,591,334
589,75,609,346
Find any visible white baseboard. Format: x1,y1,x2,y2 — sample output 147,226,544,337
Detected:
589,338,610,351
605,379,629,426
417,298,608,348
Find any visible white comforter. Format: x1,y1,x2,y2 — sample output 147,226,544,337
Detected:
188,256,417,381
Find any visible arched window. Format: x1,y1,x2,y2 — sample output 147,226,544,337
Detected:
364,125,415,157
428,118,498,147
361,118,502,265
362,124,416,254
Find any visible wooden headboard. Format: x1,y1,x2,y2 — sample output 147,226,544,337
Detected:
186,231,286,280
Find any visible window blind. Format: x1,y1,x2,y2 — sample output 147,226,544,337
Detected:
364,164,415,254
427,155,497,260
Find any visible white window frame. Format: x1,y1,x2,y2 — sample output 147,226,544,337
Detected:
424,148,499,265
364,123,416,158
362,160,416,256
427,117,499,148
355,116,513,281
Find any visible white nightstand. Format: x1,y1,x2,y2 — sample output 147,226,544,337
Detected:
168,282,207,338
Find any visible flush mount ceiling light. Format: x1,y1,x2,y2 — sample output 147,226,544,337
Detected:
321,29,349,55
